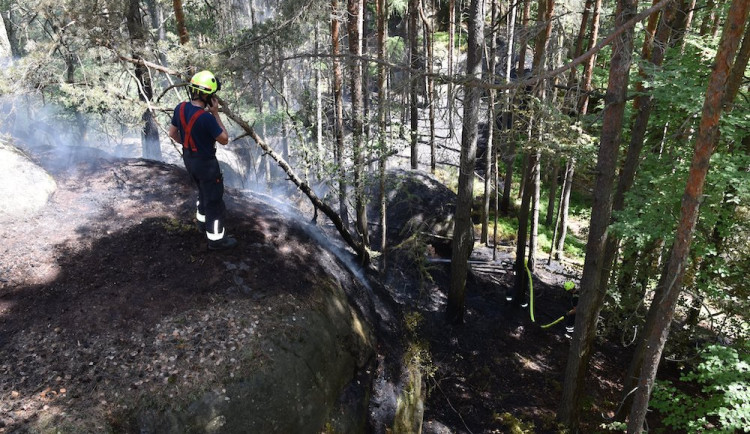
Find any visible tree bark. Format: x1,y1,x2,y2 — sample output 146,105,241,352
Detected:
528,149,542,271
172,0,189,44
377,0,388,272
514,153,534,302
555,159,575,261
127,0,161,160
409,0,420,169
331,0,349,228
419,0,436,174
559,0,639,430
626,2,748,431
517,0,531,72
578,0,602,113
447,0,484,324
448,0,456,135
315,23,324,180
481,0,498,244
348,0,369,247
550,157,575,262
499,0,517,216
566,0,593,109
545,159,559,227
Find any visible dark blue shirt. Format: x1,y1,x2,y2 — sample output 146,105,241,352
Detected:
171,102,223,158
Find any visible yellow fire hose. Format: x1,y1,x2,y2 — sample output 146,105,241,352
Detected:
526,259,572,329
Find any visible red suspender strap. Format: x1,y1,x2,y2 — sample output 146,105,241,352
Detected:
179,102,206,153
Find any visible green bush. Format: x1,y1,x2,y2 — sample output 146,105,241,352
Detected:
650,343,750,433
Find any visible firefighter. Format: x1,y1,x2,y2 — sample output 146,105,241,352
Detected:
564,281,579,338
168,70,237,250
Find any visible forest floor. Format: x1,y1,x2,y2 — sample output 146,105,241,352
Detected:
413,246,633,433
0,150,667,433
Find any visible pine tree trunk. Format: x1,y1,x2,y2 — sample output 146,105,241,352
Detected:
331,0,348,227
377,0,388,272
348,0,369,247
546,159,559,227
517,0,531,72
481,0,498,245
514,153,534,302
626,5,748,430
419,0,436,174
528,150,541,271
409,0,420,169
524,0,554,273
448,0,455,135
578,0,602,114
447,0,484,324
172,0,189,44
127,0,161,161
315,23,324,180
499,0,517,216
558,0,638,429
565,0,593,111
554,158,575,261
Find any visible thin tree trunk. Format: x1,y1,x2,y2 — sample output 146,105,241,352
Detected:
419,0,436,173
559,0,639,429
700,0,717,35
528,149,541,271
514,153,534,302
348,0,369,247
578,0,602,113
331,0,349,227
173,0,189,44
481,0,498,244
448,0,455,134
566,0,593,111
525,0,554,272
626,3,748,430
447,0,484,324
546,160,559,227
517,0,531,72
377,0,388,272
409,0,420,169
315,23,324,180
127,0,161,161
554,158,575,261
499,0,517,216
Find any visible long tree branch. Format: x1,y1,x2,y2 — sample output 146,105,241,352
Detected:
116,52,371,265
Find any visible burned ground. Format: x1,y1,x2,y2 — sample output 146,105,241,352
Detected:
0,154,640,433
0,157,376,432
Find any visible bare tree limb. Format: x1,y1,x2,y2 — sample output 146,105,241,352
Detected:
116,52,371,265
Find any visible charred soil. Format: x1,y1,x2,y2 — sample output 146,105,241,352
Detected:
1,156,641,433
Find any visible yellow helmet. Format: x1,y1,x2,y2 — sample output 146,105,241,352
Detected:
189,70,220,95
564,281,576,291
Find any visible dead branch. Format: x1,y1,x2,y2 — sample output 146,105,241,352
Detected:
116,52,371,265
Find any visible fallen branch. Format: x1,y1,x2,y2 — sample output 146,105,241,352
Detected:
116,53,371,265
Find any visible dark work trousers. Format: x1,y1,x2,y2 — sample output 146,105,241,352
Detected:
183,153,226,239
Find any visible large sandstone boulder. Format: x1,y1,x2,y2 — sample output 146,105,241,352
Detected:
0,158,375,433
0,140,56,222
367,169,467,257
